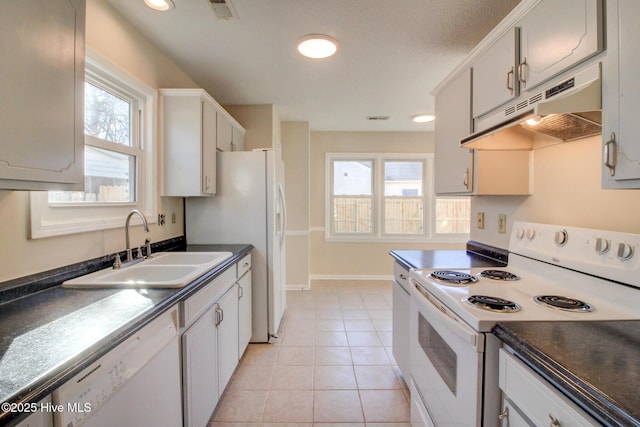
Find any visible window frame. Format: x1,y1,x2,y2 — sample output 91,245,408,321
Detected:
30,48,158,239
325,152,468,243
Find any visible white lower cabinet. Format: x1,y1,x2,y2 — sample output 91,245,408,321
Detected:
181,253,252,427
237,267,253,357
182,307,220,427
391,263,410,380
217,284,239,393
499,348,598,427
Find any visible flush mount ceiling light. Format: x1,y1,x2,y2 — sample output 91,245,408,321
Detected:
297,34,338,59
144,0,175,11
412,114,435,123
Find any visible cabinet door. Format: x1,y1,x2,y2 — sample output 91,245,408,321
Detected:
499,399,533,427
202,100,217,195
232,126,245,151
183,308,219,427
238,270,253,357
602,0,640,187
472,28,519,118
217,285,239,394
0,0,84,190
519,0,603,91
435,69,474,194
216,112,233,151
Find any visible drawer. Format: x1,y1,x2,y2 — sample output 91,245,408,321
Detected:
499,349,598,427
237,253,251,278
182,266,235,327
393,262,410,292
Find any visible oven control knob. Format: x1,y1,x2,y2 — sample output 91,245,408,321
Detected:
525,229,536,240
554,230,568,247
595,237,610,254
616,242,635,261
515,228,525,240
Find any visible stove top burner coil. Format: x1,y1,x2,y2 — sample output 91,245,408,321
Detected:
479,269,521,281
533,295,594,312
430,270,479,285
465,295,521,313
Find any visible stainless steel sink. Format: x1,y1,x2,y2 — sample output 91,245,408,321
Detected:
62,252,233,288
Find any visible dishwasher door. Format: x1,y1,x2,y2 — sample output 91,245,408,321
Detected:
53,307,182,427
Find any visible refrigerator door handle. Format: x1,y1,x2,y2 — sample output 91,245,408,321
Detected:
277,183,287,244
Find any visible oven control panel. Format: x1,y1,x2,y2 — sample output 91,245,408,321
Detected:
510,222,640,287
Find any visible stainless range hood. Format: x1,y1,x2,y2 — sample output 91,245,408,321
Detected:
461,62,602,150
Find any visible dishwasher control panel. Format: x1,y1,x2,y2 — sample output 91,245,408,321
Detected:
52,308,178,427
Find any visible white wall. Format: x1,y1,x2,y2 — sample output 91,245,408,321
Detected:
0,0,198,282
471,135,640,249
282,122,311,289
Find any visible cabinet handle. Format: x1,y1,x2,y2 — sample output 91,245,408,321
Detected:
498,407,508,421
243,262,250,268
506,67,514,95
238,285,244,299
548,414,560,427
399,274,406,280
518,58,527,88
604,132,617,176
214,304,223,326
463,168,469,190
204,176,211,191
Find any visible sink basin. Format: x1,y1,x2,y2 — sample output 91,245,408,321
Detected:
62,252,233,288
143,252,232,267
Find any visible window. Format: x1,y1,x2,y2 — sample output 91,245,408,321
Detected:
30,49,157,238
326,153,469,241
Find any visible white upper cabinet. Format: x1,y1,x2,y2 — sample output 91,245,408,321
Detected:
0,0,85,191
435,68,532,196
602,0,640,187
435,69,474,194
518,0,603,92
472,28,520,118
161,89,217,197
471,0,602,119
216,110,245,152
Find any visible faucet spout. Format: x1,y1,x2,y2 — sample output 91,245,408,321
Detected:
125,209,149,262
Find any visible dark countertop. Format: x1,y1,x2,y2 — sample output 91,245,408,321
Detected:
0,244,252,426
389,241,508,271
494,321,640,427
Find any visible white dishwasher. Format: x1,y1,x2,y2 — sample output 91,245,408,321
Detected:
52,306,182,427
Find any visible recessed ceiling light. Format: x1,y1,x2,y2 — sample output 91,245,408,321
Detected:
144,0,174,11
297,34,338,59
412,114,435,123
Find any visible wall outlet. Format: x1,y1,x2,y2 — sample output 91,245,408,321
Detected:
476,212,485,229
498,214,507,233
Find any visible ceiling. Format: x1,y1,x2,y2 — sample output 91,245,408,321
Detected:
106,0,521,132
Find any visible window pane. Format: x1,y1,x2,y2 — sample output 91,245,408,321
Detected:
49,146,135,203
384,161,422,196
333,196,373,234
84,81,132,146
385,197,423,234
333,160,372,195
435,198,470,234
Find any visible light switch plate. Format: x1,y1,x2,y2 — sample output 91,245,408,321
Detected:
476,212,485,229
498,214,507,233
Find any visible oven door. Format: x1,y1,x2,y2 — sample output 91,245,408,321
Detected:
409,278,485,426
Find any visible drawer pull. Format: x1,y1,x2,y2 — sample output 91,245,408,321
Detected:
549,414,560,427
399,274,406,280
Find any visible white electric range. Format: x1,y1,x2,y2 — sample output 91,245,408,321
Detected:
407,221,640,427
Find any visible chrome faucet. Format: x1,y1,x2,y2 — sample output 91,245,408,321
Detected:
125,209,149,263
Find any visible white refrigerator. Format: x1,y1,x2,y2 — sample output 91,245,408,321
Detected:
185,149,287,343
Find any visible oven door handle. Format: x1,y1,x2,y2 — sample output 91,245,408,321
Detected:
409,278,482,352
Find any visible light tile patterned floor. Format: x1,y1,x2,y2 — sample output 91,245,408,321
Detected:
209,280,410,426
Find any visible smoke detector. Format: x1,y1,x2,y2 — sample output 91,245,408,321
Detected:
207,0,238,19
